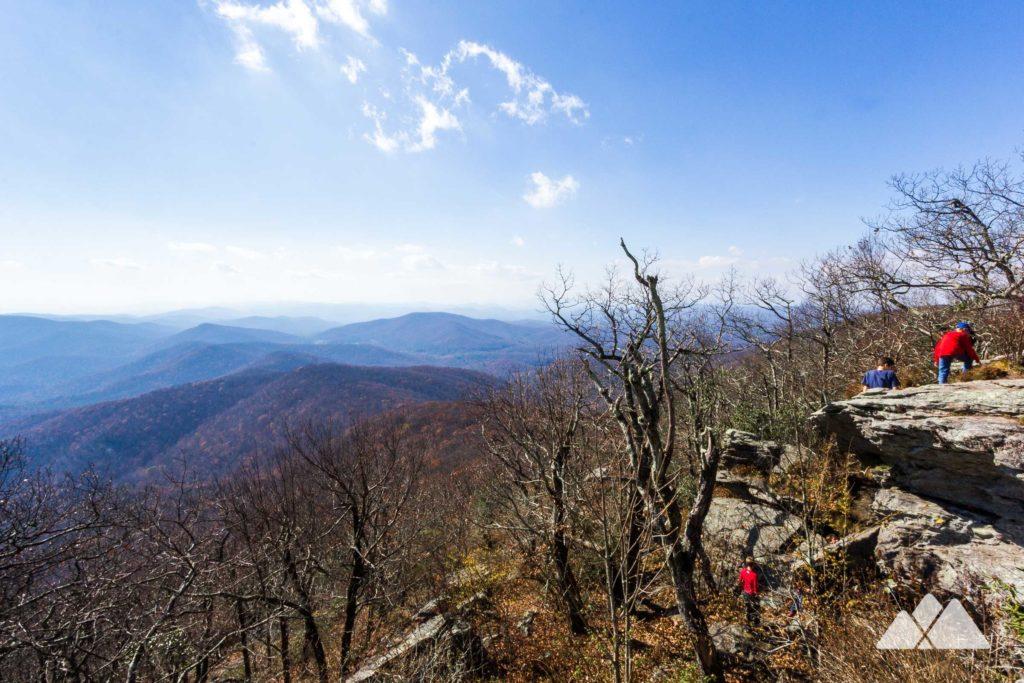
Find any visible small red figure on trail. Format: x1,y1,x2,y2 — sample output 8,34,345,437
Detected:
738,556,760,628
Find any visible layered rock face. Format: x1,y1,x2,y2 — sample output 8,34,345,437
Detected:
707,430,815,564
811,380,1024,595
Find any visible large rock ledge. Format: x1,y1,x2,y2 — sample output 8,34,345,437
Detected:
811,379,1024,594
810,379,1024,522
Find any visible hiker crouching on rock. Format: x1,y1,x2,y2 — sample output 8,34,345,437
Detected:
934,322,980,384
862,356,901,392
738,556,760,628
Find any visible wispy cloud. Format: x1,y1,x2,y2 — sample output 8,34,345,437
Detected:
206,4,587,155
361,102,400,152
394,243,426,254
168,241,218,253
226,245,266,259
212,0,385,72
337,245,378,261
340,55,366,83
90,257,143,271
665,246,792,276
523,172,579,209
362,40,586,153
401,253,445,271
316,0,385,38
213,261,241,274
511,235,525,247
451,41,588,125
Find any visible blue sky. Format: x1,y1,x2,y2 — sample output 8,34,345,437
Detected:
2,1,1023,314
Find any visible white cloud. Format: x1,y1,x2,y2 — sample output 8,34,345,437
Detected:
213,0,385,71
230,25,269,71
362,41,585,153
285,267,342,279
226,245,266,259
406,96,460,152
216,0,320,52
450,41,588,125
90,257,142,271
394,243,425,254
511,235,525,247
401,253,445,271
666,249,791,276
360,96,460,153
0,260,25,271
361,102,400,152
523,172,579,209
315,0,382,38
696,254,739,269
340,55,366,83
214,261,241,274
469,260,537,280
337,245,378,261
168,241,218,253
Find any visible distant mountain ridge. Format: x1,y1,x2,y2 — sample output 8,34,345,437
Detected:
7,363,495,481
162,323,303,346
0,312,568,417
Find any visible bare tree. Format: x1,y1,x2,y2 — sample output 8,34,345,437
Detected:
543,240,726,683
864,154,1024,309
481,359,590,635
288,419,424,675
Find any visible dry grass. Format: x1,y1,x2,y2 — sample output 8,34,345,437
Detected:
815,591,1012,682
958,358,1024,382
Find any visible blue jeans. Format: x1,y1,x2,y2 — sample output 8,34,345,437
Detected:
937,355,973,384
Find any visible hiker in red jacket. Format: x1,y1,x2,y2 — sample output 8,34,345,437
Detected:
738,556,760,628
934,322,980,384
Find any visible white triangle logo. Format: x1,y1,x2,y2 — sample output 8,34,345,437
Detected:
876,593,989,650
926,599,990,649
876,611,926,649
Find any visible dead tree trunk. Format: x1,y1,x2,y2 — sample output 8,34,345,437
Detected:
279,616,292,683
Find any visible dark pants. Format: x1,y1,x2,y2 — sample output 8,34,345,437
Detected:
937,355,974,384
743,592,760,627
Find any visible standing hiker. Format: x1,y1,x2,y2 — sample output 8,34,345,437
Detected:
738,556,760,628
862,356,901,392
934,322,981,384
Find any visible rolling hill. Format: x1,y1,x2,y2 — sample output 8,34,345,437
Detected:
6,363,494,481
161,323,303,346
0,311,565,422
315,312,570,371
0,316,173,405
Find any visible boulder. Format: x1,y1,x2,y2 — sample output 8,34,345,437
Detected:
872,487,1024,595
810,380,1024,522
708,620,757,660
722,429,783,472
794,525,880,572
704,497,812,561
346,597,493,682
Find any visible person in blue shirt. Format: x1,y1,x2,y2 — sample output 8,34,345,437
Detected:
862,356,901,391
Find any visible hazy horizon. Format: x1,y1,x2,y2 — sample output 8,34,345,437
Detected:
1,301,551,325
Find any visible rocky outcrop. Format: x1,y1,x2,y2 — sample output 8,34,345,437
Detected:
812,380,1024,594
346,594,492,682
811,380,1024,522
872,488,1024,595
708,430,820,564
705,497,807,560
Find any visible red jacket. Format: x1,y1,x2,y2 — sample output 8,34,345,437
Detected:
933,330,980,363
739,567,759,595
